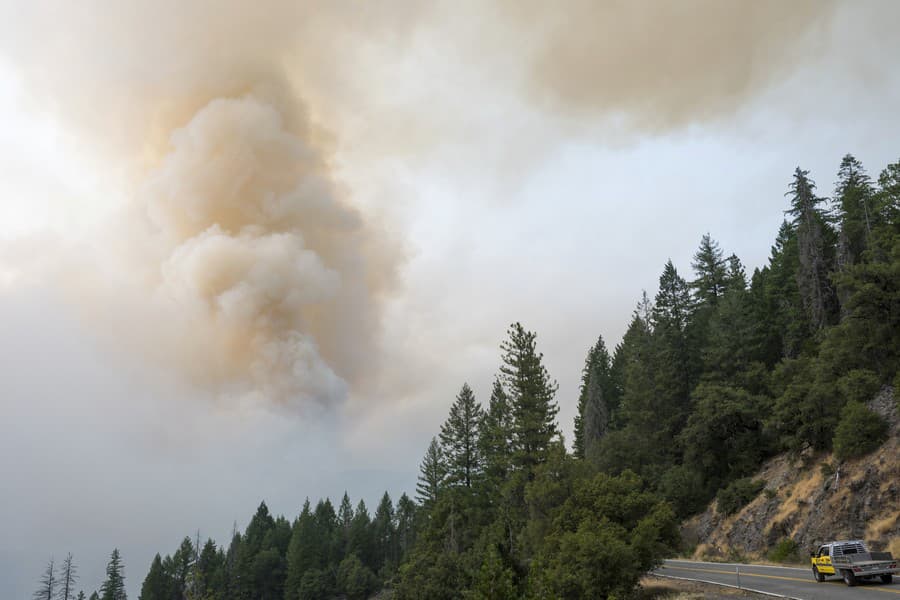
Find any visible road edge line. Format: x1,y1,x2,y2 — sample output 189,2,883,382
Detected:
651,572,805,600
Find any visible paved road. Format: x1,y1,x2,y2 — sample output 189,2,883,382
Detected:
655,559,900,600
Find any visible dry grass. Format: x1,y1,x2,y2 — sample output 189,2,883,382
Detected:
867,513,900,538
770,468,823,536
888,538,900,558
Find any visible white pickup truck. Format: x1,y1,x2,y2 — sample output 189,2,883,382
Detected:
811,540,898,586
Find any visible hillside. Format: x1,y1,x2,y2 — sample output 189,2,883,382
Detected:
683,387,900,561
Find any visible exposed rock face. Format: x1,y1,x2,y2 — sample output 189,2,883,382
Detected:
682,387,899,560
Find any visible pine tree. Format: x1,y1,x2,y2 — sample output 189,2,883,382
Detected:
478,377,514,488
285,500,317,600
499,322,560,478
138,554,168,600
395,493,417,561
337,492,354,556
834,154,874,270
76,593,85,600
372,492,397,572
56,554,77,600
415,437,447,506
168,537,193,600
348,500,375,571
651,261,695,436
34,558,56,600
89,593,99,600
786,167,837,330
573,336,613,459
691,233,728,306
439,383,483,488
100,549,126,600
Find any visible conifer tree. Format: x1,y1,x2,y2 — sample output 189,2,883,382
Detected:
834,154,874,270
478,378,514,488
57,554,77,600
573,336,613,459
137,554,168,600
348,500,375,571
499,322,559,478
337,492,354,556
372,492,397,572
691,233,728,305
415,437,447,506
34,558,56,600
395,493,417,560
100,549,126,600
439,383,483,488
285,500,316,600
89,593,99,600
76,593,85,600
786,167,837,330
167,537,193,600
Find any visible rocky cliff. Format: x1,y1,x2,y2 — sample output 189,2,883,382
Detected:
682,387,899,561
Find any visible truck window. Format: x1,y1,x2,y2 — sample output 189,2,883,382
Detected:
819,546,830,557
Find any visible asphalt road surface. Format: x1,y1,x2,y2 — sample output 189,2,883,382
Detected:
655,559,900,600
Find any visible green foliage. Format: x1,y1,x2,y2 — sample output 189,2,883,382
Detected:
527,471,678,599
99,549,126,600
833,401,889,460
336,554,378,600
440,383,483,488
768,538,801,563
716,478,765,516
500,322,560,478
838,369,881,404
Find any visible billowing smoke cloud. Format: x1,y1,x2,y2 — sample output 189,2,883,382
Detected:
488,0,836,130
0,0,405,411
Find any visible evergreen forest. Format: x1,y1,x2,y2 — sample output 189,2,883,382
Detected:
40,154,900,599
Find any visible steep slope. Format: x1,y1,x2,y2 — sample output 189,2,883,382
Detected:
682,387,899,560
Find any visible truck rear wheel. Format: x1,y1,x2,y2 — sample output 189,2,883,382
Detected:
881,574,893,584
842,570,857,587
812,567,825,583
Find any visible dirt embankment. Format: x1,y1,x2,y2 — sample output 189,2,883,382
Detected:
682,387,899,561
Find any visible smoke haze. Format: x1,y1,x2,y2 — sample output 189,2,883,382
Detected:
0,0,876,413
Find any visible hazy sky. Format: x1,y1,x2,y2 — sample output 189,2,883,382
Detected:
2,1,900,597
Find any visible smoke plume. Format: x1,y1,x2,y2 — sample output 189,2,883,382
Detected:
0,0,406,411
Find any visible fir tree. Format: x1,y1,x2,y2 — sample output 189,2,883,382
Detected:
834,154,874,270
137,554,167,600
478,377,514,488
285,500,316,600
573,336,614,460
395,493,417,560
57,554,77,600
100,549,126,600
34,558,56,600
416,437,447,506
372,492,398,572
691,233,728,305
439,383,483,488
499,322,560,478
786,167,837,330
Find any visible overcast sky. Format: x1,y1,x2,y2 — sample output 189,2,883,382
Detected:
2,1,900,597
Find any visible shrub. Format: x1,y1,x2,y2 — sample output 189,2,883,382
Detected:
833,401,889,461
716,478,765,516
768,538,800,563
820,462,834,478
838,369,881,404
